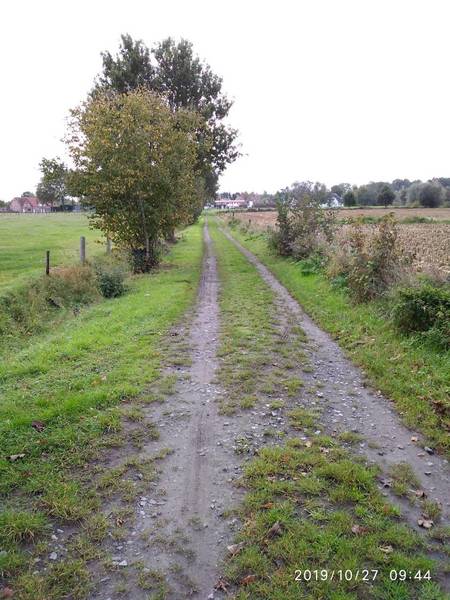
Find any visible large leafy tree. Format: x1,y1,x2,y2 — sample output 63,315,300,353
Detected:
36,158,69,207
407,182,444,208
67,89,200,270
98,34,154,93
343,189,356,207
377,184,395,208
94,34,239,197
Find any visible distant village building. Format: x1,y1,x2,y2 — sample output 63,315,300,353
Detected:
9,196,50,213
214,196,251,210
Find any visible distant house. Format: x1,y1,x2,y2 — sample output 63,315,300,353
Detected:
214,196,250,210
9,196,50,213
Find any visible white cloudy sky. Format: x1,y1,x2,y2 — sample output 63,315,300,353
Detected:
1,0,449,200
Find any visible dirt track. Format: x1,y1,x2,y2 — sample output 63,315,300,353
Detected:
92,221,449,599
220,227,450,521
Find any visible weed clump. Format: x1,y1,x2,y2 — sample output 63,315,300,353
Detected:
269,184,335,261
328,216,411,302
93,255,129,298
0,255,129,341
391,282,450,350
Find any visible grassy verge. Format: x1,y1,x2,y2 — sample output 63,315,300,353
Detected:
208,220,278,413
226,437,447,600
209,219,310,415
0,224,203,597
220,220,450,456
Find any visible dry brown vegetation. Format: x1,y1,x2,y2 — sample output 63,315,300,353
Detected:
227,211,450,275
336,224,450,275
336,207,450,219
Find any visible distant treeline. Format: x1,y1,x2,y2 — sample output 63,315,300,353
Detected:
220,178,450,209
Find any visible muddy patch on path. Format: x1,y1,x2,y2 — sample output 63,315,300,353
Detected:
220,227,450,530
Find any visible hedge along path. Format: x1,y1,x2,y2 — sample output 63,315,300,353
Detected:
217,223,450,527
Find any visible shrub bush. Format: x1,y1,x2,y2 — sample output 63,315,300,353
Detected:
0,258,130,341
93,255,129,298
270,195,335,260
298,252,327,275
42,265,100,308
328,216,411,302
391,283,450,349
0,282,49,337
130,244,165,273
268,201,293,256
0,265,99,339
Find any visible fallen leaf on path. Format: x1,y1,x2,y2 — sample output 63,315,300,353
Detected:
8,454,25,462
227,542,245,557
414,489,427,498
240,575,256,585
351,524,368,535
214,578,229,592
32,420,45,432
267,521,283,538
379,545,393,554
418,518,433,529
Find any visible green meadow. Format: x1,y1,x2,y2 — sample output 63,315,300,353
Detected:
0,214,104,291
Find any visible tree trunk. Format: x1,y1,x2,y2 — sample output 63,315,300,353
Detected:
166,228,177,243
138,198,150,262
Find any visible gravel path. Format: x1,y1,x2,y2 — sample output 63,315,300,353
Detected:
221,226,450,526
94,222,250,599
93,221,449,599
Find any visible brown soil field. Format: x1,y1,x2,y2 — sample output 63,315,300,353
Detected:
227,211,450,274
230,208,450,229
340,207,450,219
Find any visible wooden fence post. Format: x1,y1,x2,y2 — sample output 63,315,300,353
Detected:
45,251,50,275
80,236,86,264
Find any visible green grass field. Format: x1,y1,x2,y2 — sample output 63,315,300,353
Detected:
0,214,104,291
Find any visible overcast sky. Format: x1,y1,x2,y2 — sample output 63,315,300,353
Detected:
1,0,450,200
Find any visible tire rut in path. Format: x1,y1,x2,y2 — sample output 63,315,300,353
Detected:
220,227,450,527
95,222,245,600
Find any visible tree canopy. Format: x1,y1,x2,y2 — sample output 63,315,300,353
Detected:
67,89,202,270
377,184,395,208
94,34,239,197
407,182,444,208
36,158,69,207
97,34,154,93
